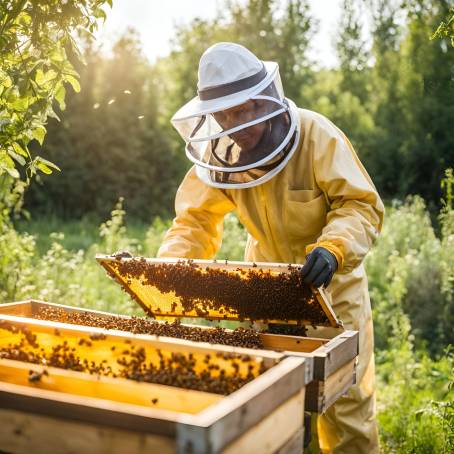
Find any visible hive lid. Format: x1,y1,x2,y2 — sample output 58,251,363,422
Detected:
96,255,342,328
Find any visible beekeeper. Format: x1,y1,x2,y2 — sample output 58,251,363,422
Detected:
157,42,384,453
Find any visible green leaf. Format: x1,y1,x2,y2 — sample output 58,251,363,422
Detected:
47,107,61,122
0,72,12,88
32,127,46,146
11,97,29,111
12,142,28,157
36,161,52,174
55,84,66,110
4,166,20,178
66,75,81,93
36,69,58,86
8,148,26,166
37,156,60,172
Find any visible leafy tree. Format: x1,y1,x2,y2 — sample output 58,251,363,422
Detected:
25,32,183,220
396,0,454,204
431,6,454,46
364,0,406,198
0,0,111,181
160,0,315,119
337,0,370,103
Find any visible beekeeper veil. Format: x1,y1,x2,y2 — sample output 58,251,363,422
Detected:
171,42,300,189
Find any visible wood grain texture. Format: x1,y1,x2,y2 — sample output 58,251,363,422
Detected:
220,389,305,454
177,357,307,453
275,427,305,454
0,407,176,454
305,358,357,413
311,331,359,380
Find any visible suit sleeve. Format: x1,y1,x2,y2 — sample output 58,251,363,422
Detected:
157,167,235,259
305,116,385,273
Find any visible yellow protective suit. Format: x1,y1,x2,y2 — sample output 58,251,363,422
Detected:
158,108,384,454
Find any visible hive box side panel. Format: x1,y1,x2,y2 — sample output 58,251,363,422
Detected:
177,357,307,453
305,358,357,413
0,408,176,454
0,382,179,436
311,330,358,380
275,427,305,454
0,301,34,316
220,388,305,454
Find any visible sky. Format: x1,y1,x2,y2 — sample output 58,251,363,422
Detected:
94,0,343,68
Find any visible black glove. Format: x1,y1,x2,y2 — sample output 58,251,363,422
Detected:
300,247,338,288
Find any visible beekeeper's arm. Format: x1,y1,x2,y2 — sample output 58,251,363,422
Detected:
157,167,235,259
305,115,385,274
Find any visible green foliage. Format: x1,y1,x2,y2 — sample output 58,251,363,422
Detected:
24,31,184,220
0,0,111,181
216,212,248,260
337,0,370,103
376,312,453,453
366,189,454,354
303,0,454,207
144,217,172,257
438,169,454,334
15,0,453,221
432,7,454,46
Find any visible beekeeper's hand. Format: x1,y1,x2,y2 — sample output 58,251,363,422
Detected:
300,247,338,288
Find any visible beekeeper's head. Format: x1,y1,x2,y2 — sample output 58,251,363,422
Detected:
171,43,300,189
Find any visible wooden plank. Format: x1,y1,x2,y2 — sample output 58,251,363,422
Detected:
305,358,357,413
0,301,33,316
97,255,306,274
1,303,356,397
0,381,181,435
260,333,328,352
177,357,307,453
0,358,221,414
0,303,355,398
0,407,176,454
0,313,281,360
275,427,304,454
220,389,304,454
314,287,342,328
311,331,358,380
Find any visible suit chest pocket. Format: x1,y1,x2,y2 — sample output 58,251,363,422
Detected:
285,189,328,239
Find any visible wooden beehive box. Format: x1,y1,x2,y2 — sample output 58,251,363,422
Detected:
0,303,309,454
0,300,357,413
96,256,358,413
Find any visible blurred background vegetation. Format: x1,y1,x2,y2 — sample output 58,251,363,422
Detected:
1,0,453,452
15,0,454,220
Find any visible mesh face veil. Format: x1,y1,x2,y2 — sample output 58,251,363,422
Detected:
171,44,300,189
